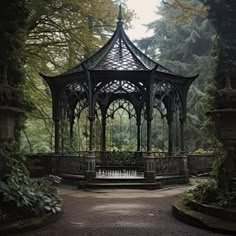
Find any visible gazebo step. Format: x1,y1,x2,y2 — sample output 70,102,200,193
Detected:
81,182,162,189
60,173,84,185
94,177,146,183
60,173,84,179
59,173,187,187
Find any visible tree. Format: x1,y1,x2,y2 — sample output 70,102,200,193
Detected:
161,0,206,23
136,0,216,151
21,0,134,152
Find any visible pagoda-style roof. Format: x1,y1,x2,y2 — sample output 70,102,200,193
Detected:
39,6,199,157
41,5,198,94
57,6,182,76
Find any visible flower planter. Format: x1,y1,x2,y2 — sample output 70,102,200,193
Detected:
189,199,236,222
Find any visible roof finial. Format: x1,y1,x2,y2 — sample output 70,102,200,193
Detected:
117,4,123,22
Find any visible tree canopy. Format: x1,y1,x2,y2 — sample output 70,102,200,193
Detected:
136,0,216,152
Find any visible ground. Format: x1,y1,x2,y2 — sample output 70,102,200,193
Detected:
11,184,225,236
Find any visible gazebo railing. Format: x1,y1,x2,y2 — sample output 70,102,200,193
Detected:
26,151,188,177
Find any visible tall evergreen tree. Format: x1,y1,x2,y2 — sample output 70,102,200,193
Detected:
136,0,216,151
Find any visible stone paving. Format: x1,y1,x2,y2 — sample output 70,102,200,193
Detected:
12,184,226,236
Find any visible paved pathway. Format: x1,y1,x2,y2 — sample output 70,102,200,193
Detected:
13,184,225,236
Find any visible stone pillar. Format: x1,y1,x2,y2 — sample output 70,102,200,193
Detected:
85,151,96,182
180,156,189,183
144,153,156,183
86,116,96,181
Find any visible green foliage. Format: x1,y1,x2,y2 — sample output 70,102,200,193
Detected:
189,180,219,204
0,143,62,215
189,179,236,207
161,0,207,24
193,149,212,154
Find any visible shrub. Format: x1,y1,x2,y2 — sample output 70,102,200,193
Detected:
193,149,212,154
0,143,62,216
188,179,236,207
188,180,219,204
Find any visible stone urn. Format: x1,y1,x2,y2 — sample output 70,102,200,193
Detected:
211,86,236,147
208,80,236,191
0,85,24,142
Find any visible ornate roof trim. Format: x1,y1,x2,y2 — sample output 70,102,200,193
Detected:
40,6,198,82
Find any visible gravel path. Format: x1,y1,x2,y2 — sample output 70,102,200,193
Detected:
11,186,225,236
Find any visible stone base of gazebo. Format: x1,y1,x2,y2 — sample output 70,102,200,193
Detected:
59,173,187,189
26,152,190,189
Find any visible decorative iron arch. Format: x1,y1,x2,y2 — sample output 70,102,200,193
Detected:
106,99,136,119
153,81,183,112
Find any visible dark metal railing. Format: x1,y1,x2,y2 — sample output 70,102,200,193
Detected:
26,151,187,177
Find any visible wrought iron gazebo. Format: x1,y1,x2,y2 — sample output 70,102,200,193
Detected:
40,6,198,183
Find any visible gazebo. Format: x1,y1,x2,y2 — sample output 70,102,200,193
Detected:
40,6,198,183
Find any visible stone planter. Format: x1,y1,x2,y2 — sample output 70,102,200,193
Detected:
189,199,236,222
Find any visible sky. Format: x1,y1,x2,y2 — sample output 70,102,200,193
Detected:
125,0,161,40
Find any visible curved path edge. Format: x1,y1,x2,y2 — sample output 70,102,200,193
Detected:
172,197,236,235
